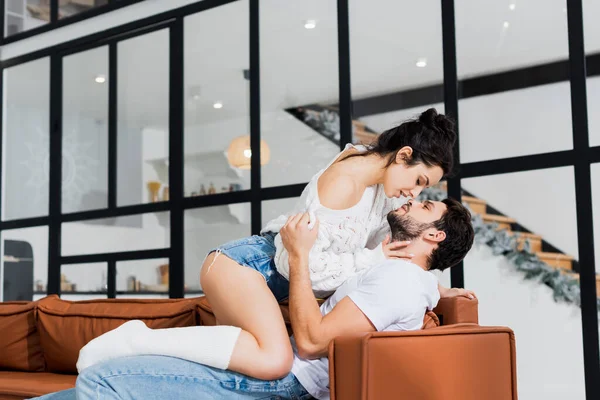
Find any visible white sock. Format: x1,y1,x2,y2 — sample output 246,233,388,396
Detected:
76,320,241,373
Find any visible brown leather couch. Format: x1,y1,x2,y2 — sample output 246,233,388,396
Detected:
0,295,517,400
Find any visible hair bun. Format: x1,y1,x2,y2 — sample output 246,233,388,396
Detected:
418,108,457,144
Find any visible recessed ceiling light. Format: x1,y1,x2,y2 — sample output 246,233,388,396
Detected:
416,58,427,68
509,3,516,11
213,102,223,109
304,20,317,29
503,21,510,28
95,75,106,84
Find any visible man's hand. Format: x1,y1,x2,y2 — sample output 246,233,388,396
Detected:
441,287,477,300
381,235,414,260
280,213,320,259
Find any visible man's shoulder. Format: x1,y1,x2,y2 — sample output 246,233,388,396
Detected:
363,260,437,292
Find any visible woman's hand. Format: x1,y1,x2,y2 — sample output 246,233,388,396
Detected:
381,235,414,260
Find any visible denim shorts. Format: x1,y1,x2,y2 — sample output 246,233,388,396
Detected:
208,232,290,302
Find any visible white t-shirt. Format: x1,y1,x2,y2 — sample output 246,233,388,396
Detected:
290,260,440,400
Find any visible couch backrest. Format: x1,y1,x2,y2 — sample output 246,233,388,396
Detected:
0,295,478,374
0,295,208,374
36,295,207,374
0,301,45,372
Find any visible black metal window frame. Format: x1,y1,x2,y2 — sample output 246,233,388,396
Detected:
0,0,147,45
0,0,598,397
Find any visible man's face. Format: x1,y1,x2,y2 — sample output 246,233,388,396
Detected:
387,200,448,241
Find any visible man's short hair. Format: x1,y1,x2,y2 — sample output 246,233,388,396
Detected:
428,198,474,271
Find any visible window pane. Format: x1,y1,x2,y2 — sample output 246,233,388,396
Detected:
262,197,298,228
592,163,600,365
118,29,169,207
260,0,340,188
59,0,109,20
459,82,573,163
5,0,49,37
585,2,600,147
116,258,169,294
1,226,48,302
457,1,569,77
61,212,169,256
350,1,442,96
349,0,443,143
61,262,107,294
184,204,251,293
588,78,600,148
62,46,109,214
456,1,572,163
463,167,585,399
184,2,250,198
2,58,50,221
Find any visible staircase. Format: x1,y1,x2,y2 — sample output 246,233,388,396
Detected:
444,184,600,297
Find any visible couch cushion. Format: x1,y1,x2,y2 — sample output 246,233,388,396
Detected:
0,302,45,372
0,371,75,399
37,295,204,374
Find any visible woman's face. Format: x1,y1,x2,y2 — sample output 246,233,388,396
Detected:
382,148,444,199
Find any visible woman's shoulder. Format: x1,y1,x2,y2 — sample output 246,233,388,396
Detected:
318,172,363,210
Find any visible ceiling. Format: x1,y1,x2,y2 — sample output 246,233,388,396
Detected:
4,0,600,130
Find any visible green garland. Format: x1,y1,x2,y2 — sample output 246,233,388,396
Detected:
420,187,600,310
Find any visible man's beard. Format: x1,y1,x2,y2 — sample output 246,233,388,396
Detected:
387,211,434,242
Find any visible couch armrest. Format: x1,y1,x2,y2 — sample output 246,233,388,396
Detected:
433,297,479,325
329,324,517,400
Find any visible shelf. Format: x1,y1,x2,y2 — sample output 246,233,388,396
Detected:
115,291,168,295
34,291,107,296
5,11,24,18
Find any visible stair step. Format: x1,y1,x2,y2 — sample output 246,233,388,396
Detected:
482,214,516,231
511,232,543,252
536,252,574,271
462,195,486,214
352,120,366,129
354,129,377,145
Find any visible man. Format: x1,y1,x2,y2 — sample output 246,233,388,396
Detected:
34,198,474,400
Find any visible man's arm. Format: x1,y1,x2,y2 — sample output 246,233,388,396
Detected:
280,214,376,360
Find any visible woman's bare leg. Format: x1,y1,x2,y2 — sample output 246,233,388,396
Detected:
200,253,293,381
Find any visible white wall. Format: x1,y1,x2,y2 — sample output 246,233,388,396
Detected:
362,77,600,271
462,244,592,400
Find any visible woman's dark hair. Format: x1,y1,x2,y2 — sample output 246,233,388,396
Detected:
428,198,475,272
348,108,457,176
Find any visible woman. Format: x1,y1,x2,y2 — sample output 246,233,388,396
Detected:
75,108,459,381
198,108,457,379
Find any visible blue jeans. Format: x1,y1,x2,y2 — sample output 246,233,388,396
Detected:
209,232,290,302
32,355,313,400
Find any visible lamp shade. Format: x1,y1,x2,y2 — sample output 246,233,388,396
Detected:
227,135,271,169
